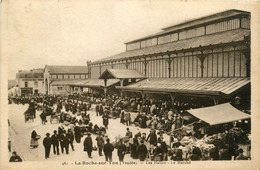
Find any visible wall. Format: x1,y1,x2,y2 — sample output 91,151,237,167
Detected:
44,66,88,94
50,85,71,95
17,79,45,95
90,45,248,79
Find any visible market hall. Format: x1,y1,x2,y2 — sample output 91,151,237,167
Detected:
77,9,251,159
8,9,251,162
84,9,251,111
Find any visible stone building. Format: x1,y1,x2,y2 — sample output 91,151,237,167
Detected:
16,69,45,96
43,65,88,95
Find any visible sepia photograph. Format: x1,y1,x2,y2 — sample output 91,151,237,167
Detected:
1,1,260,170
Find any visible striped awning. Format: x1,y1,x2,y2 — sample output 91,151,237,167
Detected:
117,77,250,96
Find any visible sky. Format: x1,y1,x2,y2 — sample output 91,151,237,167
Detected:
1,0,258,79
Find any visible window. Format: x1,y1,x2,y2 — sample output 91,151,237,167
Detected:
25,82,28,87
126,42,140,51
179,31,187,40
170,33,178,42
58,75,63,79
34,81,38,87
206,18,240,35
58,87,63,91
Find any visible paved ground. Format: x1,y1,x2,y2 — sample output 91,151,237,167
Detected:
8,104,170,162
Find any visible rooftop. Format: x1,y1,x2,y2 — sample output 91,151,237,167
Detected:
16,68,44,79
125,9,250,44
117,77,250,96
45,65,88,74
50,79,84,86
93,29,249,64
100,69,146,79
72,79,120,88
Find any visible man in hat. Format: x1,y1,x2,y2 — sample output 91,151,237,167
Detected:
117,138,126,162
67,129,75,151
83,133,93,158
103,138,114,162
9,151,22,162
147,129,157,154
137,140,148,161
140,113,148,128
124,111,131,126
99,104,104,116
95,104,100,116
43,133,52,159
96,132,104,156
74,123,82,143
102,113,109,129
51,130,59,155
125,128,133,153
60,130,69,154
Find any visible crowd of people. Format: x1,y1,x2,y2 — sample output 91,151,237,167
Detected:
9,92,251,162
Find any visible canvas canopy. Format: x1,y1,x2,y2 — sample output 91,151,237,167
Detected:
187,103,250,126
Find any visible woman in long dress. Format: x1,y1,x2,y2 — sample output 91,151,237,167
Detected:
30,130,39,148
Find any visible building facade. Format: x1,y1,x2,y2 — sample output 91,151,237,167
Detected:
86,9,251,110
43,65,88,94
88,9,250,80
16,69,45,96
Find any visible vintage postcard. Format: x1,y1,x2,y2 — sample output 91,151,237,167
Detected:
1,0,260,170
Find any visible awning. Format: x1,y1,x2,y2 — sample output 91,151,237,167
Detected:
187,103,250,125
117,77,250,96
50,80,83,86
71,79,119,88
100,69,146,79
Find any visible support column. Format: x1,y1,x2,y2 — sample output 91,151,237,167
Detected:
120,79,124,87
243,35,251,77
125,60,130,69
141,91,146,112
166,53,173,78
70,86,74,93
119,79,124,97
111,62,114,69
99,64,102,76
104,87,108,98
104,79,107,87
197,50,206,77
169,93,177,106
142,58,149,77
80,87,83,94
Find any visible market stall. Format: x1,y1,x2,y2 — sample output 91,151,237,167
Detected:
187,103,250,126
168,103,251,161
